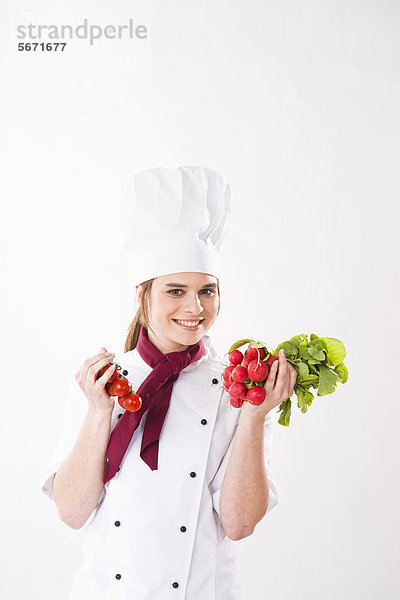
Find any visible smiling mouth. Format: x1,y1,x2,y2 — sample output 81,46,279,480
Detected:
172,319,205,328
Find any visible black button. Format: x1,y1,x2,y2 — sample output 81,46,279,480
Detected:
117,467,120,472
190,472,196,478
118,413,123,419
201,419,207,425
212,378,218,385
180,526,186,532
122,370,128,376
172,582,179,588
115,573,122,580
114,521,121,527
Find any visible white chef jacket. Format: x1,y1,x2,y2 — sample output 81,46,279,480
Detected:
40,334,279,600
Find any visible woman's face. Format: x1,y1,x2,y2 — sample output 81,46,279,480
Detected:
136,272,220,354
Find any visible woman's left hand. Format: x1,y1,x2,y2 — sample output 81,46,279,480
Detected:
240,349,298,421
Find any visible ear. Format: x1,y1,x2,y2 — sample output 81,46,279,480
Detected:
135,284,143,305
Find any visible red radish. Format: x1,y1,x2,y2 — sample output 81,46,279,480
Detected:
245,346,266,361
242,355,252,367
223,380,231,393
231,365,248,382
246,386,266,405
222,365,235,381
230,396,244,408
247,359,269,382
265,354,279,369
229,350,243,366
229,382,247,397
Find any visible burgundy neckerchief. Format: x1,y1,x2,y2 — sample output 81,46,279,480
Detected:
103,326,206,483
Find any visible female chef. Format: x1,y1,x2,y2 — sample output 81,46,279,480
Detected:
40,166,297,600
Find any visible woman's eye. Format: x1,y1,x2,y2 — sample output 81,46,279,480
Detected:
168,289,213,296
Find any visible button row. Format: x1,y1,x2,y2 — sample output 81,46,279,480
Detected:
114,420,207,475
113,469,197,582
118,414,209,424
111,372,216,590
114,520,187,532
114,573,180,588
117,369,218,387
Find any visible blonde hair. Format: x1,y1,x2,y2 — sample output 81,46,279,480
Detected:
124,277,221,352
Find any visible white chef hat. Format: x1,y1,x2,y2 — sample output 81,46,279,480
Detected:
119,166,232,289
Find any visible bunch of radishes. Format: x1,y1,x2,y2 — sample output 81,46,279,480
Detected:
222,341,279,408
222,333,348,425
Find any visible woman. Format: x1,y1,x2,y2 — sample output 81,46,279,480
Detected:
41,166,297,599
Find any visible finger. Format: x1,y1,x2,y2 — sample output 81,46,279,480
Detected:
82,351,107,369
89,354,115,384
273,350,288,393
82,352,113,381
264,359,279,392
76,349,108,382
288,365,297,395
98,363,116,384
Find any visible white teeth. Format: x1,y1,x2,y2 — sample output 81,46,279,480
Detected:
175,319,203,327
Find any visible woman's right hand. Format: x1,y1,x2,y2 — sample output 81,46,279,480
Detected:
75,347,116,412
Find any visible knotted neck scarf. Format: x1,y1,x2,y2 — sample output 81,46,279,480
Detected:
103,325,206,484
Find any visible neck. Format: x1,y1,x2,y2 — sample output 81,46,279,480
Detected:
146,328,190,354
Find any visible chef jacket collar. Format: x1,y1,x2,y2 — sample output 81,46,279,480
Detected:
125,334,217,374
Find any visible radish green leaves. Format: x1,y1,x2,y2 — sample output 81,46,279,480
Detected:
227,334,348,426
275,334,347,426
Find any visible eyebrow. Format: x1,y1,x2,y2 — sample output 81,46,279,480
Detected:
164,283,217,289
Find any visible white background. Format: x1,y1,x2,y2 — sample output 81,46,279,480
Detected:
1,1,399,599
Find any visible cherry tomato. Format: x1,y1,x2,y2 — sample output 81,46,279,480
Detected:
118,394,143,412
105,381,114,395
109,378,131,397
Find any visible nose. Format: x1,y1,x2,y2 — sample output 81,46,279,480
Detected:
182,292,203,316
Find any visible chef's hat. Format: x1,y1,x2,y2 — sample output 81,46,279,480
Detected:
119,166,232,289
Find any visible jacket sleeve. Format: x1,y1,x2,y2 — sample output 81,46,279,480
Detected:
210,410,279,521
39,373,90,502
